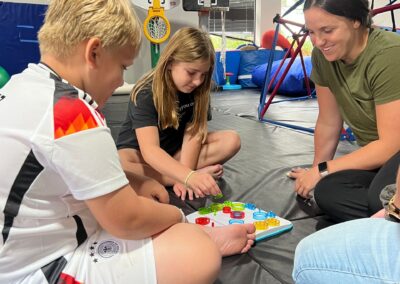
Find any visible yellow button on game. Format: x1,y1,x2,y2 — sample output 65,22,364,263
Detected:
254,220,268,230
267,218,280,226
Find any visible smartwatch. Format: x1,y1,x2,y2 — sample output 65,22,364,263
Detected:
387,195,400,223
318,161,329,178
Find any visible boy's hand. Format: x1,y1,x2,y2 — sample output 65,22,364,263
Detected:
136,185,170,203
129,173,170,203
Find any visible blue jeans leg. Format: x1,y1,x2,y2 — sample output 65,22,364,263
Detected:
293,218,400,284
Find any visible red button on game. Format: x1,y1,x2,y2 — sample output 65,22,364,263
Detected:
223,206,231,213
195,217,210,225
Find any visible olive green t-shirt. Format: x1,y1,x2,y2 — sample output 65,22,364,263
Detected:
311,28,400,146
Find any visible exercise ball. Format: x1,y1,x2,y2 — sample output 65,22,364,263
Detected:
0,66,10,88
261,30,295,57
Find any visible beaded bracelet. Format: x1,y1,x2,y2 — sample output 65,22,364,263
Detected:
184,170,196,187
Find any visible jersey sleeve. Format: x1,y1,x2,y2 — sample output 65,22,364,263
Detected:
52,97,128,200
367,46,400,105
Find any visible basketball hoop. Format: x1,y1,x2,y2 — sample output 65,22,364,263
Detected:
143,0,171,44
140,0,172,67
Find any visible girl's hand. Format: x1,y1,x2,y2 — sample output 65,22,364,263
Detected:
186,171,221,197
173,182,197,201
289,167,321,198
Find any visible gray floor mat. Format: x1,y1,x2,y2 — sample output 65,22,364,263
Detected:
104,92,358,284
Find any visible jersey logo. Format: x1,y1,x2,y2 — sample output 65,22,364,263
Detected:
88,240,121,263
54,97,99,139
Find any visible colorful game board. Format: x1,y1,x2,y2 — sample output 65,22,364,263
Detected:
186,201,293,242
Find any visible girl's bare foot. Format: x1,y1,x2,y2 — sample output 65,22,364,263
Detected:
197,164,224,180
201,223,256,257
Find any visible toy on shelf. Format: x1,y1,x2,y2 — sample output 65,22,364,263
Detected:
222,72,242,91
186,201,293,242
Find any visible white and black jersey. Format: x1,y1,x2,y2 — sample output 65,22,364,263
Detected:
0,63,129,283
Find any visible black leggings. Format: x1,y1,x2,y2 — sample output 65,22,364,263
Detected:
314,151,400,223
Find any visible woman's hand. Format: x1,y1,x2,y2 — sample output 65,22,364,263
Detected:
289,167,321,198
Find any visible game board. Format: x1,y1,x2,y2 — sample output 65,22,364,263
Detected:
186,201,293,242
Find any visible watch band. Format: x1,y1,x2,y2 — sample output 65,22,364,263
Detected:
387,214,400,223
387,195,400,222
318,161,329,178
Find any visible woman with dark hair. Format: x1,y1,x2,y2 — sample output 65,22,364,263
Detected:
289,0,400,223
292,3,400,281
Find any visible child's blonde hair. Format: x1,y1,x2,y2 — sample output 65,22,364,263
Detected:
38,0,141,58
132,27,215,142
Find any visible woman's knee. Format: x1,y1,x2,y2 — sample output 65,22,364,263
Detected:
314,177,335,211
313,175,351,222
293,235,318,283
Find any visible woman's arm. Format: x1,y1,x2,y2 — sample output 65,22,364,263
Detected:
290,84,342,197
327,99,400,173
312,84,343,166
293,98,400,198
